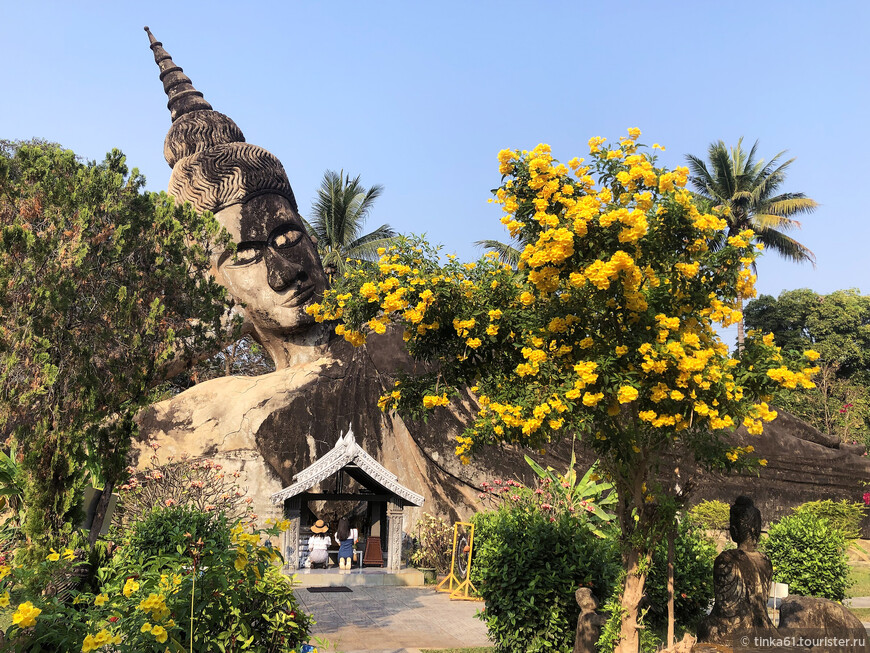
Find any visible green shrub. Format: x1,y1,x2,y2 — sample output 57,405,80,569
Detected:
687,500,730,531
792,499,864,541
2,519,312,652
124,504,231,562
760,512,852,600
644,520,717,632
472,505,620,653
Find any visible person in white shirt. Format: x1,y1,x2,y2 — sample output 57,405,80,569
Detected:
307,519,331,568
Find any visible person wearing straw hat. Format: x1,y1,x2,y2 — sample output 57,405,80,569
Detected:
307,520,331,568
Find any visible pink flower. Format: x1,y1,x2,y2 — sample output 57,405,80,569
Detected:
541,503,552,511
478,493,486,499
534,488,544,495
164,498,177,507
510,494,519,501
189,480,205,489
494,479,502,485
863,492,870,506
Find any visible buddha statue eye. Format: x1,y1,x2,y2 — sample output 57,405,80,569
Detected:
232,243,265,266
269,224,304,250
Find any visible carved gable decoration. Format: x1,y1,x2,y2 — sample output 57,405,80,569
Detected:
270,425,425,507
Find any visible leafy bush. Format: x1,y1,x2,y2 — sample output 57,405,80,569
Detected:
124,504,231,561
644,520,717,631
1,517,313,652
792,499,864,542
760,512,852,600
687,500,730,531
114,446,253,527
472,505,620,653
409,513,453,574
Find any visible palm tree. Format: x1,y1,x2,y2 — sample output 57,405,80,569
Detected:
305,170,397,281
474,237,523,267
686,138,818,350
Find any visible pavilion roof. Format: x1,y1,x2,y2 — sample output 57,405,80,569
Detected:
269,425,424,507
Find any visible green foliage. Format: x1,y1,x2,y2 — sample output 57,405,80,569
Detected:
687,500,731,530
524,453,617,536
472,505,620,653
745,288,870,441
0,141,235,547
597,593,660,653
792,500,864,542
644,520,717,631
760,512,851,600
2,518,312,652
124,505,231,561
305,169,396,280
409,513,453,574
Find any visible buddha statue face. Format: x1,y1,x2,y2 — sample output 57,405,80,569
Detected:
212,193,328,338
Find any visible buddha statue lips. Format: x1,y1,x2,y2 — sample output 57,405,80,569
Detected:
145,26,328,361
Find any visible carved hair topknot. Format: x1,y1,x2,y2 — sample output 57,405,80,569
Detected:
163,110,245,169
146,28,298,215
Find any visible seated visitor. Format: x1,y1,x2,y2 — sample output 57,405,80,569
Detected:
307,519,331,568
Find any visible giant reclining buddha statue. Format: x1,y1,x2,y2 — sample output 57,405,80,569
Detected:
137,28,870,536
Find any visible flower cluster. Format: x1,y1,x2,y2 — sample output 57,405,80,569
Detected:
313,131,818,482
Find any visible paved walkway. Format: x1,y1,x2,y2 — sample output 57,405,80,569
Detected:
296,585,491,653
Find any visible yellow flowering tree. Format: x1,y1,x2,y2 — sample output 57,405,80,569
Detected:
309,130,817,652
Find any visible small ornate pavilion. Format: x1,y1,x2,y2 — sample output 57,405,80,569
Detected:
271,426,424,571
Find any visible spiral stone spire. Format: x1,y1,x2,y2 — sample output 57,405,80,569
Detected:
144,26,213,121
145,28,297,214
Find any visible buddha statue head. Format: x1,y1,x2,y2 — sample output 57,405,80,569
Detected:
729,495,762,551
145,28,328,367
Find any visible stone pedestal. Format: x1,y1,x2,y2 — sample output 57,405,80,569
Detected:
283,496,301,570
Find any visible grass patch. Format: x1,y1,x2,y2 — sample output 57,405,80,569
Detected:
848,607,870,622
849,566,870,597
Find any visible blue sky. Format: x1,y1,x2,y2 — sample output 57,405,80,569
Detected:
2,0,867,318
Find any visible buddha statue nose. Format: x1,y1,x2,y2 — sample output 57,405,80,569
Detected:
265,248,307,292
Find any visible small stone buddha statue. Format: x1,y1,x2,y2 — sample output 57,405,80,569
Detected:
696,496,777,644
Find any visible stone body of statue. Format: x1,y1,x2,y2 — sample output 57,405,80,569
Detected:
697,496,777,644
136,28,556,526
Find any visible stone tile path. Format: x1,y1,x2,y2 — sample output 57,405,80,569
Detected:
296,585,491,653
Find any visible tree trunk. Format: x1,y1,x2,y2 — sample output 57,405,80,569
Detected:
88,480,114,547
667,528,675,649
617,547,650,653
736,295,745,356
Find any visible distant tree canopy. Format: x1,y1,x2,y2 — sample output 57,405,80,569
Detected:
0,141,235,547
745,288,870,441
744,289,870,379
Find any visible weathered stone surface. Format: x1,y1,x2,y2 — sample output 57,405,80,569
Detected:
573,588,605,653
779,595,869,652
688,410,870,536
136,327,565,525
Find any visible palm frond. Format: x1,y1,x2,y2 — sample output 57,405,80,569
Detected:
755,227,816,266
474,238,522,267
763,195,819,217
